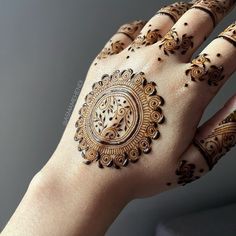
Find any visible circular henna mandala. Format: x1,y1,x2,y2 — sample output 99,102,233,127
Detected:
75,69,165,169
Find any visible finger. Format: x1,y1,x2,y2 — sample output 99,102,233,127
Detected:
184,22,236,95
126,2,192,53
158,0,235,60
96,20,146,61
166,95,236,187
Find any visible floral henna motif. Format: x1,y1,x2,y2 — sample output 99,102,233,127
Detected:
97,40,125,60
191,0,235,26
175,160,200,186
157,2,193,23
193,111,236,170
159,28,194,56
127,26,162,53
185,53,225,87
166,160,205,187
96,20,146,60
75,69,165,169
218,22,236,47
117,20,146,41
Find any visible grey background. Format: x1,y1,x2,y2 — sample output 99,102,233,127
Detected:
0,0,235,235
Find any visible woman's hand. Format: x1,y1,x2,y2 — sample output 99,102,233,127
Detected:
57,0,236,198
2,1,236,236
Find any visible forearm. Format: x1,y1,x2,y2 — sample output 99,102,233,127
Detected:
1,151,130,236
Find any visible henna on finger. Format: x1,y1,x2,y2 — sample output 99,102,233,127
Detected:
97,40,125,60
218,22,236,47
185,53,225,87
193,111,236,170
191,0,235,27
166,160,205,186
127,25,162,53
159,28,194,56
117,20,146,41
75,69,165,169
157,2,193,23
126,2,193,57
96,20,146,60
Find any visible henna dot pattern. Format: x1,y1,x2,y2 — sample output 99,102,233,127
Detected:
75,69,165,169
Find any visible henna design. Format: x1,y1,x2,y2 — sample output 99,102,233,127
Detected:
166,161,205,187
159,28,194,56
176,160,200,186
127,24,162,53
193,111,236,170
185,53,225,87
157,2,192,23
97,40,125,60
96,20,146,60
191,0,234,26
117,20,146,41
218,22,236,47
75,69,165,169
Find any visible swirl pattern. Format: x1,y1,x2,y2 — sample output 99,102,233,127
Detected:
75,69,165,168
159,29,194,56
185,53,225,87
194,110,236,170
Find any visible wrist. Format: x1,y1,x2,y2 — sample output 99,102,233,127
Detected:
28,148,131,236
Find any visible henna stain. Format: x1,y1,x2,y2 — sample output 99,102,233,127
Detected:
159,28,194,56
185,53,225,87
75,69,165,169
193,110,236,170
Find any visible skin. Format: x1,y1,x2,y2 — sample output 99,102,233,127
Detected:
1,0,236,235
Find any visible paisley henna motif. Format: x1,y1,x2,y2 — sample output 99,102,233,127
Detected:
218,22,236,47
185,53,225,86
193,111,236,170
157,2,193,23
159,29,194,56
75,69,165,169
191,0,235,26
